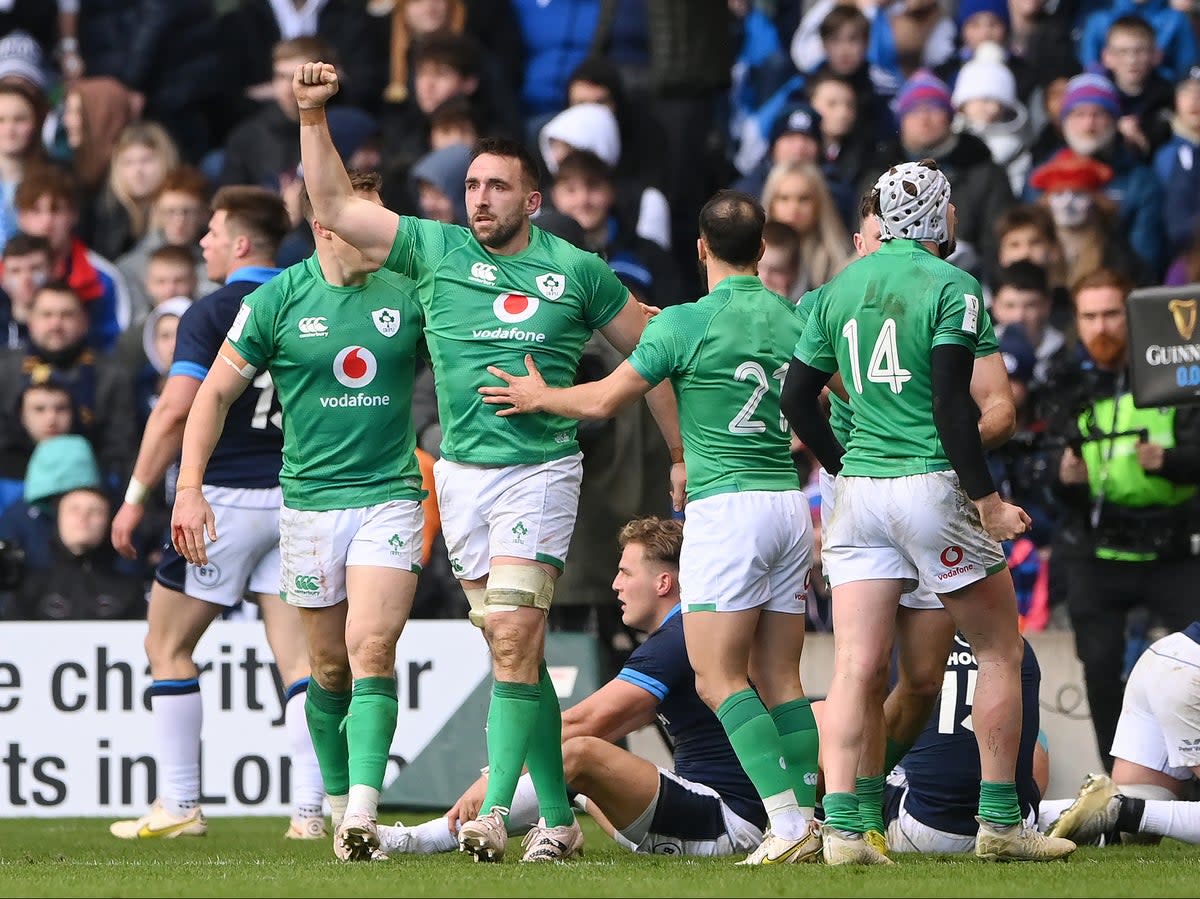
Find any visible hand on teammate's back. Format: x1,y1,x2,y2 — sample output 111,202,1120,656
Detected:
975,493,1032,543
293,62,340,110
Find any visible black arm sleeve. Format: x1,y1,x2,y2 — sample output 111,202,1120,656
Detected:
932,343,997,500
781,358,845,475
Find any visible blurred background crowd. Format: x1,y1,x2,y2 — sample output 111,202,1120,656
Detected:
0,0,1198,763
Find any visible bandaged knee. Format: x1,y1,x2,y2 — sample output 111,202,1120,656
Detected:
482,565,555,621
464,587,487,629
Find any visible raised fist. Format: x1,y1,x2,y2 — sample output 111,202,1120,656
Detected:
293,62,340,109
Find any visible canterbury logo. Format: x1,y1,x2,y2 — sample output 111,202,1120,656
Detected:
294,575,319,592
1169,299,1198,341
298,317,328,337
470,262,497,283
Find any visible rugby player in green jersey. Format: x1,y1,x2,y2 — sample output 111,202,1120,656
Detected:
293,63,684,863
782,159,1075,864
173,172,426,862
481,191,824,866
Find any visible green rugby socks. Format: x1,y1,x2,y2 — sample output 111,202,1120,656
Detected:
304,678,351,798
523,662,574,827
346,677,398,793
770,698,820,813
480,680,541,817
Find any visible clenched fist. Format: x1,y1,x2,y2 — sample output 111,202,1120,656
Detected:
293,62,340,109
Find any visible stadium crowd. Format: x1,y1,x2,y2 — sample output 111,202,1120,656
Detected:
0,0,1199,863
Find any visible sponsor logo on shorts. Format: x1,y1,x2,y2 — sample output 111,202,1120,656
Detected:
193,561,221,587
937,545,974,582
493,292,540,324
293,574,319,595
535,273,565,301
470,262,497,284
298,316,328,338
450,557,464,574
652,839,681,855
511,521,528,543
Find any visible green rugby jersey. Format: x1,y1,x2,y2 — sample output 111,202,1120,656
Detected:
229,254,425,511
384,218,629,464
794,239,988,476
628,275,802,502
795,272,999,448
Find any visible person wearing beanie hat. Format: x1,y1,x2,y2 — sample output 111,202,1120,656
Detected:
896,69,954,122
0,30,46,94
956,0,1010,36
953,43,1033,195
1060,73,1122,129
770,101,824,155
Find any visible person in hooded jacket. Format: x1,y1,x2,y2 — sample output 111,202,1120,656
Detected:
951,42,1033,198
409,142,471,226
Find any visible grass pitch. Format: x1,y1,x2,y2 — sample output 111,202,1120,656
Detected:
2,813,1197,898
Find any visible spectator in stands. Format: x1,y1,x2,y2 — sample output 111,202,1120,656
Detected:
14,484,144,621
117,165,212,320
0,380,75,514
74,0,224,162
221,0,386,113
113,245,197,378
0,232,52,351
540,101,671,251
428,95,479,150
808,72,874,227
989,261,1063,385
1153,67,1200,188
86,122,181,261
952,43,1033,197
0,282,134,492
221,37,337,190
1165,222,1200,287
1100,16,1176,159
133,296,189,433
549,150,681,306
1005,0,1078,104
511,0,607,127
762,160,850,295
994,204,1071,323
55,76,143,196
883,69,1015,275
1080,0,1199,85
0,81,46,252
0,434,102,589
1029,149,1146,287
759,219,802,298
813,5,893,135
0,27,52,90
409,142,471,225
1046,73,1166,277
935,0,1031,101
735,99,825,203
14,165,130,352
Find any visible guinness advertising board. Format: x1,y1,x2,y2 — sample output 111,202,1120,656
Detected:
1127,283,1200,408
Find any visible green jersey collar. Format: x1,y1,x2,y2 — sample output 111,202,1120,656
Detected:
878,237,935,257
713,274,763,291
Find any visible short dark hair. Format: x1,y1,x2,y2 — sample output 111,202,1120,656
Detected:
820,5,869,42
429,95,480,134
1106,14,1156,45
995,203,1056,243
806,70,856,104
994,261,1050,296
554,150,613,187
15,165,77,213
699,190,766,268
471,137,541,191
300,170,383,224
147,244,196,270
857,190,875,222
412,32,480,80
32,280,84,310
617,516,682,567
210,186,290,255
567,56,623,101
763,219,800,256
3,232,52,260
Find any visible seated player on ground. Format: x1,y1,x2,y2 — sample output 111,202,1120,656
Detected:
1043,622,1200,847
376,517,768,858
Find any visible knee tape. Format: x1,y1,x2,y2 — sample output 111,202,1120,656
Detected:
463,587,487,629
483,565,555,619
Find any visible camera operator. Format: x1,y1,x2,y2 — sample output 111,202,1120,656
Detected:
1040,268,1200,771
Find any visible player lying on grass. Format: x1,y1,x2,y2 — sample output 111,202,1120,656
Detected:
377,516,770,859
1042,621,1200,847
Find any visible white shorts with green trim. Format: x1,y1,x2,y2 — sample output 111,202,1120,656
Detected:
433,453,582,582
818,468,943,611
279,499,424,608
822,471,1006,595
1111,631,1200,779
680,490,813,615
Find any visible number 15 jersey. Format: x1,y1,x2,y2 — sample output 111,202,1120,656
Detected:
627,275,802,502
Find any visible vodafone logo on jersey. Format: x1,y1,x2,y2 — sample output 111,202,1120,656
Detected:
333,346,378,388
493,292,540,324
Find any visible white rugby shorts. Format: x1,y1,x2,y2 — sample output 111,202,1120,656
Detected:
680,490,812,615
279,499,423,608
822,471,1006,595
1111,631,1200,779
433,453,582,582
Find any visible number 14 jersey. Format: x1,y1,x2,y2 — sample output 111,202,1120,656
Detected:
628,275,802,502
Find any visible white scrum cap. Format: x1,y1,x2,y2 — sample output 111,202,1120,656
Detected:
872,161,952,243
